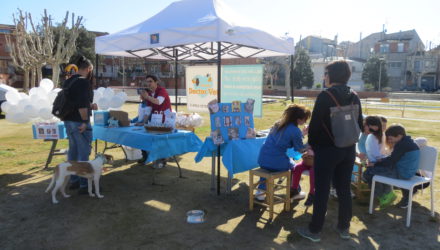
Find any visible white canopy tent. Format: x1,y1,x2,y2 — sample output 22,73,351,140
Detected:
95,0,294,60
95,0,294,194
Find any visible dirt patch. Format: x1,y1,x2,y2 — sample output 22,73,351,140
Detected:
0,150,439,249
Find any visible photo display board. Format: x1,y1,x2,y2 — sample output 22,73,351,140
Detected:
32,122,67,139
209,100,255,145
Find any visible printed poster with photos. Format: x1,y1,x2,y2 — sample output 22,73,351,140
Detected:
34,122,61,139
208,99,257,145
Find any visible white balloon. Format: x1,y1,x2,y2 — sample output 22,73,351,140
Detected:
5,104,19,115
40,78,54,92
39,107,53,120
93,91,103,104
9,112,30,124
36,98,51,109
36,87,48,98
5,112,14,122
29,87,39,96
24,104,39,118
97,97,110,110
20,92,29,100
48,91,58,104
17,99,31,111
103,88,114,99
5,90,21,104
52,88,62,93
1,101,12,113
116,91,128,102
109,96,124,108
97,87,106,94
30,94,40,103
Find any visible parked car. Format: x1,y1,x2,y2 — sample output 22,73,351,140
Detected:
421,77,437,92
401,84,421,91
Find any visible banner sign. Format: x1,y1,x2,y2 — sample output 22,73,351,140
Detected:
220,65,263,117
185,65,218,113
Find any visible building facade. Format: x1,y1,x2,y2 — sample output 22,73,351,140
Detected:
373,30,424,90
311,57,365,91
0,24,20,86
406,49,439,91
297,35,337,59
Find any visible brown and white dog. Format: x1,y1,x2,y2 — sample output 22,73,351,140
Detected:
45,154,113,204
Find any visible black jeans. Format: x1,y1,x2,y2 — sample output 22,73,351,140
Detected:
309,145,355,233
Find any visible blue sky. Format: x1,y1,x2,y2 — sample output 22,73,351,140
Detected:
1,0,439,48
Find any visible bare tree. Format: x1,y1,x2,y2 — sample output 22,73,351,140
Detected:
6,10,35,91
263,58,281,89
45,11,83,86
6,9,83,90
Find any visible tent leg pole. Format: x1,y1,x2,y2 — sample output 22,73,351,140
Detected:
174,47,179,111
217,41,222,195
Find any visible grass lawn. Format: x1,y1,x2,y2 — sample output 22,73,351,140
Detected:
0,99,439,249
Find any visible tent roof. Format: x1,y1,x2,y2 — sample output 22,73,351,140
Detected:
95,0,294,60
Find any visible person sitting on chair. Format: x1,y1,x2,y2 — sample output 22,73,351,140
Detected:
363,124,420,209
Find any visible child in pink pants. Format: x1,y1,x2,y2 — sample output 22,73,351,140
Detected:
291,155,315,206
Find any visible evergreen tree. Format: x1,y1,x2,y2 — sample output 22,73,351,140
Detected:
362,56,388,90
292,48,314,89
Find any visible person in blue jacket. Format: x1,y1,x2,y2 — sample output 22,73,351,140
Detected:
257,104,311,199
363,124,420,208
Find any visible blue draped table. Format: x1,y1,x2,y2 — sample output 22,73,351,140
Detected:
93,126,203,163
194,137,302,191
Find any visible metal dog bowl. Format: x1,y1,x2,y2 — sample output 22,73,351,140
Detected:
186,210,205,223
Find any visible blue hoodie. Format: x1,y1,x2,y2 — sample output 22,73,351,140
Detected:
258,123,305,171
375,136,420,179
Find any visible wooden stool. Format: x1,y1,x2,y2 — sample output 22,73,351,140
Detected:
351,160,371,203
249,168,291,221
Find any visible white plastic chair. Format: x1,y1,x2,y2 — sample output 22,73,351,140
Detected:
368,146,438,227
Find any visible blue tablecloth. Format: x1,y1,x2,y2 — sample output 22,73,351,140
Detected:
194,137,302,175
93,126,203,163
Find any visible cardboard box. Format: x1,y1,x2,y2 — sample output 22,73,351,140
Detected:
94,110,110,126
109,110,130,127
32,122,67,139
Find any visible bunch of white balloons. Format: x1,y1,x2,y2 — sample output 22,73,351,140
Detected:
2,79,59,124
94,87,128,111
1,80,128,124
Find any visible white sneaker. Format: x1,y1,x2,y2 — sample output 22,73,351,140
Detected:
292,191,306,200
255,190,266,201
330,188,338,198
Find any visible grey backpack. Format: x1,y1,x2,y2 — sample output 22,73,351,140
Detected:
323,90,360,148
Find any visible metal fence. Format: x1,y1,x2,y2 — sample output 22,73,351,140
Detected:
296,97,440,122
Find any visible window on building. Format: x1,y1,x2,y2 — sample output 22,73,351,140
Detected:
380,44,389,53
397,43,405,52
0,29,12,34
389,61,403,68
352,66,356,72
425,60,433,69
414,61,420,72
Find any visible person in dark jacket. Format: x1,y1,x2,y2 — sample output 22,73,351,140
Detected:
63,57,97,194
297,61,363,242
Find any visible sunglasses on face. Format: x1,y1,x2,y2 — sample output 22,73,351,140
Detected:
369,127,378,133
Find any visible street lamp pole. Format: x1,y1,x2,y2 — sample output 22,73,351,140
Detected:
378,58,384,92
378,61,382,92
